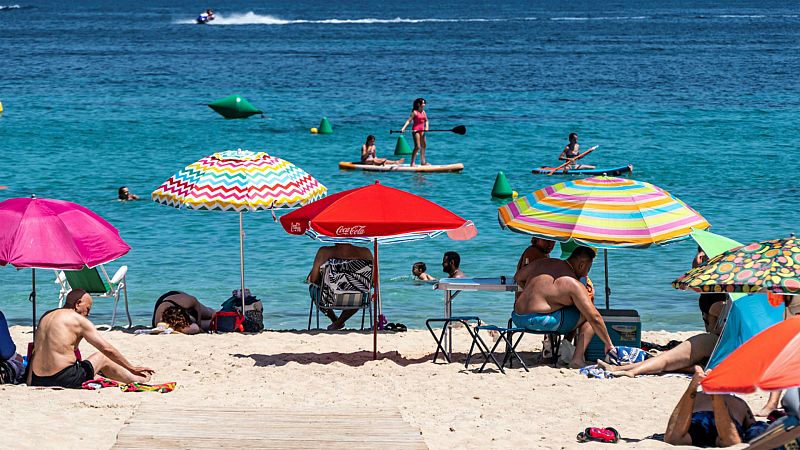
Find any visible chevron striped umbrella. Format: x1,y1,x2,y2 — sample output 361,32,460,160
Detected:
152,149,326,211
152,149,327,312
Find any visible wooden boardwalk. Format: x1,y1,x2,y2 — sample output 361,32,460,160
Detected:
113,405,428,449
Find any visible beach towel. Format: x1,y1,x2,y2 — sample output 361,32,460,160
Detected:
606,346,651,365
81,377,176,393
319,258,372,308
134,325,174,335
579,365,614,379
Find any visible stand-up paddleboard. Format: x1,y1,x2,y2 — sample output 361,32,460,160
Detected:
339,162,464,173
532,163,633,176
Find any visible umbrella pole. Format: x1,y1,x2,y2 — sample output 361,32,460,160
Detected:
239,211,246,316
604,249,610,309
31,268,37,338
373,238,379,360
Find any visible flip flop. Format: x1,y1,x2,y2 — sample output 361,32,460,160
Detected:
82,377,123,390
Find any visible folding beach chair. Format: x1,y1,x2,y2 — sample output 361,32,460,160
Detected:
747,387,800,449
55,265,131,328
463,319,562,373
308,259,373,330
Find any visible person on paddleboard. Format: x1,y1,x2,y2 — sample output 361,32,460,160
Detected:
559,133,595,170
360,135,404,166
399,98,429,166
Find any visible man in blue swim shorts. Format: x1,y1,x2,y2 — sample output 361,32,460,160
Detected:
513,245,613,368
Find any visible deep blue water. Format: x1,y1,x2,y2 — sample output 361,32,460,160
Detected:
1,0,798,331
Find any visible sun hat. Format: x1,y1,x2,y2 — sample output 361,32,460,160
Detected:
560,240,597,260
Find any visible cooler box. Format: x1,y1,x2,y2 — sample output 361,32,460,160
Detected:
584,309,641,362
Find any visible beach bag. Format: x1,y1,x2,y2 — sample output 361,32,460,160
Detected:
220,294,264,332
210,311,244,333
0,360,15,384
243,309,264,333
556,339,576,366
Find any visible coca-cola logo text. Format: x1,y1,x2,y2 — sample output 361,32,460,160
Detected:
336,225,366,236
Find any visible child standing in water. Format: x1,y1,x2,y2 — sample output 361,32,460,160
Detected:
400,98,429,166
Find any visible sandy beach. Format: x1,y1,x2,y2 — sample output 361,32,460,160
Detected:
1,326,767,449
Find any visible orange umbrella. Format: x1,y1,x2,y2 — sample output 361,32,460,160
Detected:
702,315,800,394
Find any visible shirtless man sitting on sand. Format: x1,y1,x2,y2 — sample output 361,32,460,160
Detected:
513,245,612,368
28,289,154,389
308,243,373,330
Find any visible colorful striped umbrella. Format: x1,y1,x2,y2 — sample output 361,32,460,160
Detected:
498,176,709,248
153,149,326,311
673,236,800,295
498,176,709,306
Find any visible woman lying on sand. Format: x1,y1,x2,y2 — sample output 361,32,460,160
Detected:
596,301,725,377
597,332,718,377
152,291,215,334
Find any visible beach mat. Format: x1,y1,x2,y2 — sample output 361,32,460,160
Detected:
113,405,428,449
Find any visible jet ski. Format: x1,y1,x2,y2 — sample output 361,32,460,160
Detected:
196,10,215,24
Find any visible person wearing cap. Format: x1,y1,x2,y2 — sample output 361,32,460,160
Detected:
513,244,613,368
559,241,595,302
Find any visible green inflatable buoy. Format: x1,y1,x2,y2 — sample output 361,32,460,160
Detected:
318,117,333,134
208,95,262,119
491,172,514,199
394,136,412,156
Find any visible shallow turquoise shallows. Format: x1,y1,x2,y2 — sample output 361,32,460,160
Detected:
1,0,798,331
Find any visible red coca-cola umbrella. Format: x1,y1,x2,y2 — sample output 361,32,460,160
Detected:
280,181,476,359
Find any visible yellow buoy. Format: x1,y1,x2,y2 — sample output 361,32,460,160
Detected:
310,127,318,134
512,191,518,199
0,101,3,114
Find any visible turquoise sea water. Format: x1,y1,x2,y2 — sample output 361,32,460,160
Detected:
1,1,798,331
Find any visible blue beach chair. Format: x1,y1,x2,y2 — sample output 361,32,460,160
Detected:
0,311,15,362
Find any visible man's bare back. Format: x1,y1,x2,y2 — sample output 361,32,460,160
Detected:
29,291,153,388
514,258,586,314
511,249,614,368
32,309,86,377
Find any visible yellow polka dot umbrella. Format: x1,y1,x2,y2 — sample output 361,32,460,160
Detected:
672,236,800,295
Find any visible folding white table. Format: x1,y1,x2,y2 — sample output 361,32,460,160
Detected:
432,277,519,360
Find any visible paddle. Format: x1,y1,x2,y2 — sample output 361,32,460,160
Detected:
389,125,467,135
547,145,598,175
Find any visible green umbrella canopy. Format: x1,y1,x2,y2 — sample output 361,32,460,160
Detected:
690,229,746,301
208,95,262,119
692,228,742,259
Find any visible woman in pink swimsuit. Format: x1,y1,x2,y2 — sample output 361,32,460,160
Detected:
400,98,429,166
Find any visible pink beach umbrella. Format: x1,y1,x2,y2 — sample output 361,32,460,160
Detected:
0,196,131,332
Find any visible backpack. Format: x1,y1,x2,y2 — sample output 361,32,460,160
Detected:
220,294,264,332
